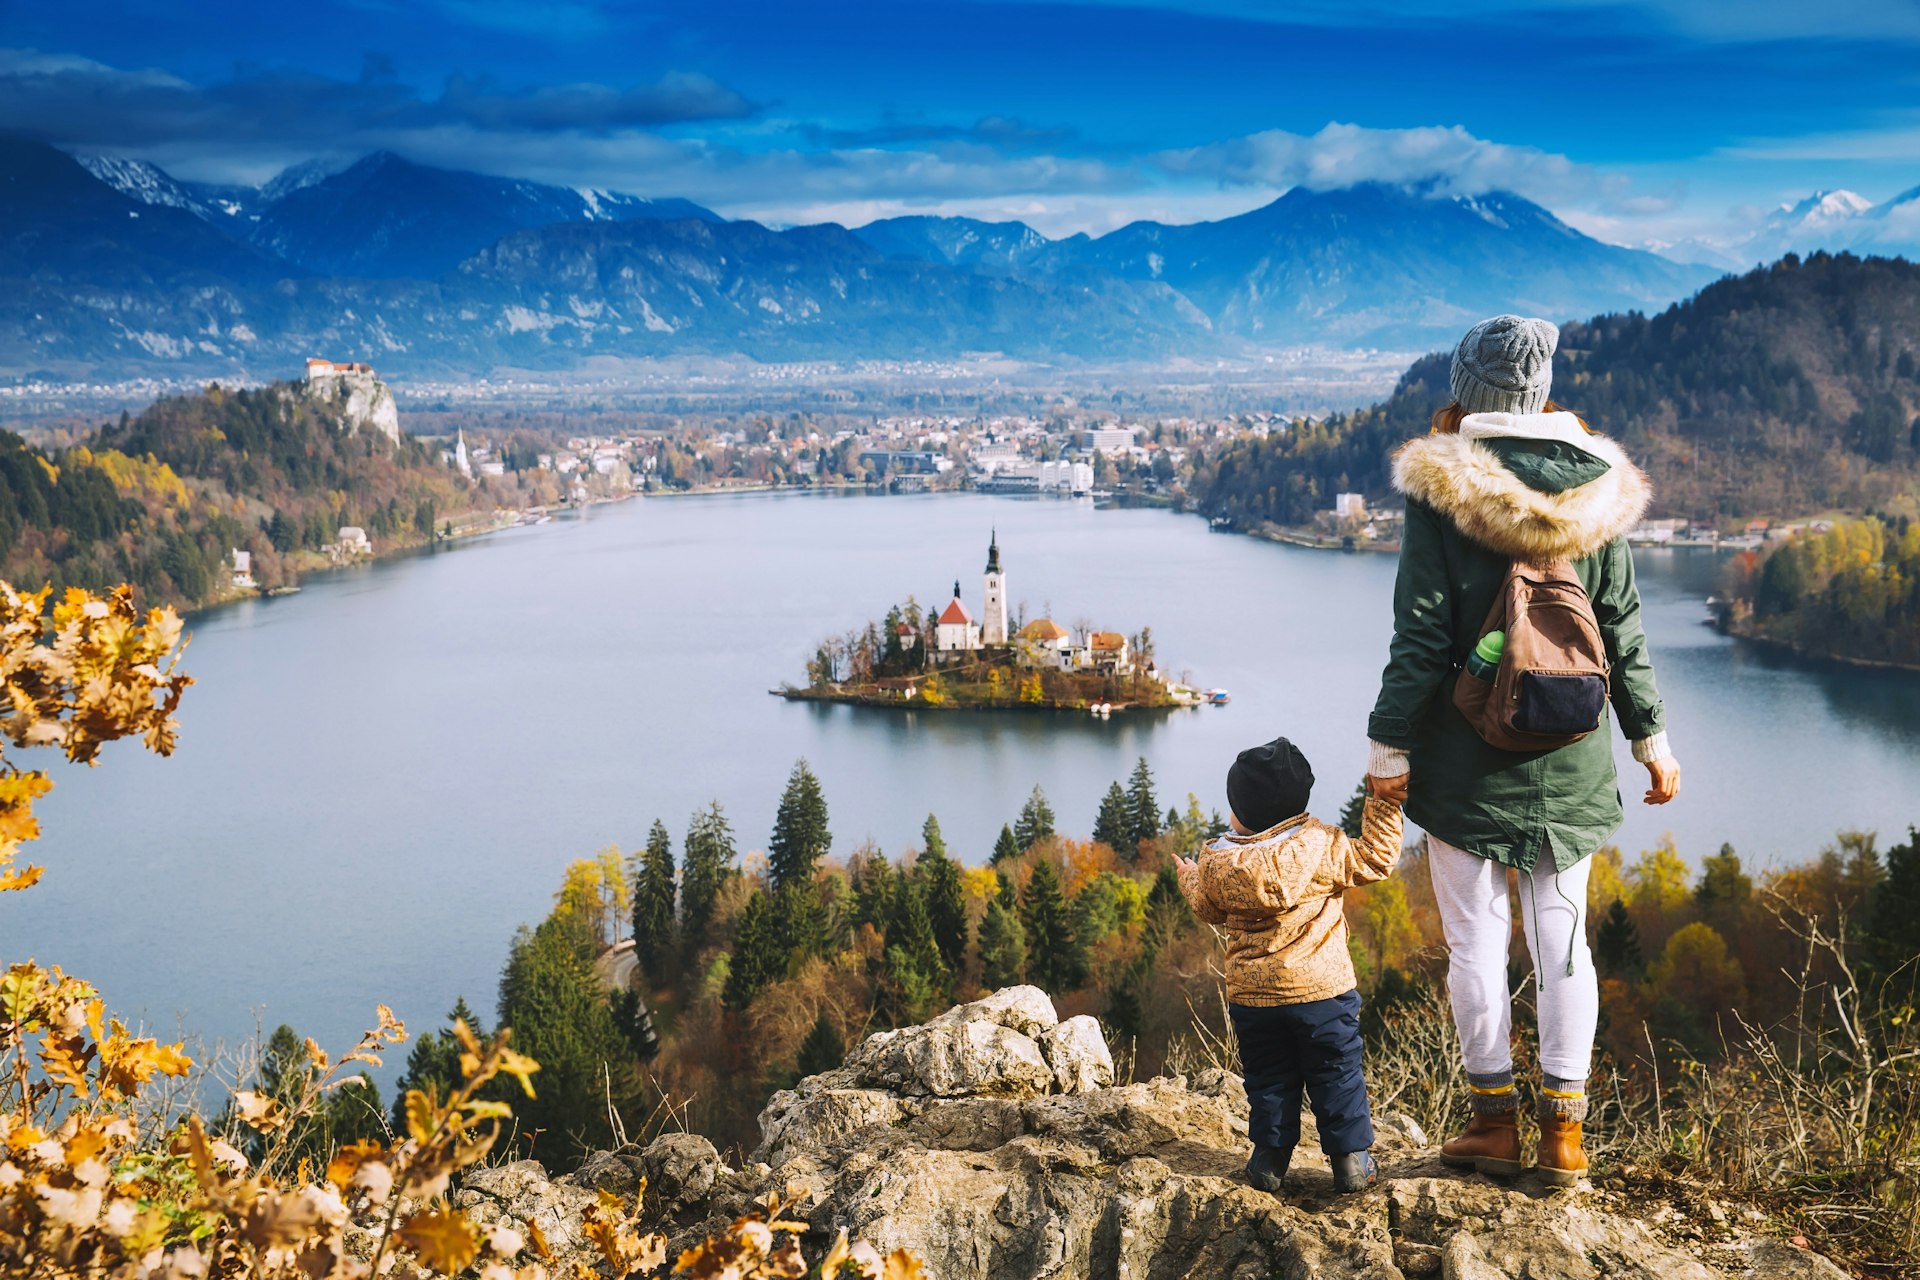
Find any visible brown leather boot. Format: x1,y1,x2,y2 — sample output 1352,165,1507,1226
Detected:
1439,1109,1524,1178
1536,1112,1588,1187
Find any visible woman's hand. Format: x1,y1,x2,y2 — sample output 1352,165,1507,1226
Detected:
1643,758,1681,805
1174,854,1198,874
1368,772,1409,806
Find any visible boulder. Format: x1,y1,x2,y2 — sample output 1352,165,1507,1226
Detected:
1038,1015,1114,1094
845,1018,1053,1099
450,1160,597,1271
926,985,1058,1038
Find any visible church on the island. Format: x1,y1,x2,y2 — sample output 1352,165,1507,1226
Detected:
935,531,1006,657
932,532,1134,675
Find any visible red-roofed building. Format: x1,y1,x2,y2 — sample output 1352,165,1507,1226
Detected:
935,581,980,656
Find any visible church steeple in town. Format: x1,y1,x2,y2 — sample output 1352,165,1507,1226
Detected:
981,529,1008,645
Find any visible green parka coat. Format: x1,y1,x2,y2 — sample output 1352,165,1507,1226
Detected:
1367,412,1668,873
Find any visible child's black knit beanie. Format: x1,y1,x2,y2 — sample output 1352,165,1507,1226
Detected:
1226,737,1315,832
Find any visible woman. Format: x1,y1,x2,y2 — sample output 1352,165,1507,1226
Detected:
1364,314,1681,1186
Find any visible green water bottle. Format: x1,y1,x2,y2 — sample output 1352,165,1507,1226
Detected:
1465,630,1505,680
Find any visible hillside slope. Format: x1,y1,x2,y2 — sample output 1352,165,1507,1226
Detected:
1195,252,1920,524
1,379,480,607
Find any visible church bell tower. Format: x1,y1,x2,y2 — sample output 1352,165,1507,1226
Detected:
982,529,1008,645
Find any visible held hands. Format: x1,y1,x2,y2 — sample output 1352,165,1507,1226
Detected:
1643,757,1681,806
1366,772,1409,807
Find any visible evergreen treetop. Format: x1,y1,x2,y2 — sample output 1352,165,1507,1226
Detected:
769,759,832,890
1014,786,1056,852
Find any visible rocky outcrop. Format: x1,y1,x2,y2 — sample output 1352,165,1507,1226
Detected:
471,987,1849,1280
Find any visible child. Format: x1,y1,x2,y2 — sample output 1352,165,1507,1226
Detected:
1175,735,1404,1195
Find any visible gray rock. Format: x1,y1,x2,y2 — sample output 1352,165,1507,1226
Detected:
451,1160,596,1270
1731,1239,1852,1280
926,985,1058,1038
846,1017,1053,1099
637,1132,720,1212
1038,1015,1114,1094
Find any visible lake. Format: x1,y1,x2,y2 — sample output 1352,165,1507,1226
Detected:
21,491,1920,1067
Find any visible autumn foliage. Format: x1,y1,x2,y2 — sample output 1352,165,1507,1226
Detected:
0,581,921,1280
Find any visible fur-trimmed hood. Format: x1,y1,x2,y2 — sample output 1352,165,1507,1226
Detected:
1392,411,1651,562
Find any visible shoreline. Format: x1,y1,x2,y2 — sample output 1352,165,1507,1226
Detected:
1723,620,1920,678
773,686,1192,715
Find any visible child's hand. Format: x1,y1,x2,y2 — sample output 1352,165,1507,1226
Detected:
1173,854,1201,903
1367,772,1409,806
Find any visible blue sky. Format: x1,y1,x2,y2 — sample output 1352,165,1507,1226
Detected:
5,0,1919,245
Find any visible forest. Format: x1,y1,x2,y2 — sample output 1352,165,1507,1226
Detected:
1192,252,1920,528
352,756,1920,1268
1716,515,1920,668
0,381,545,609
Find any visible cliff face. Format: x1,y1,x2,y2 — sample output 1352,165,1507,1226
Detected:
463,988,1848,1280
302,368,401,444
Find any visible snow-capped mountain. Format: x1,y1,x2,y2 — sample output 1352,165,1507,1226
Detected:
1716,187,1920,265
77,155,258,223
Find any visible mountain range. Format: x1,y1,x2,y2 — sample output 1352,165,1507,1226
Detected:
0,136,1837,381
1656,187,1920,269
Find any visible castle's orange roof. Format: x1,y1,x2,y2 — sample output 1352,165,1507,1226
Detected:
1019,618,1070,642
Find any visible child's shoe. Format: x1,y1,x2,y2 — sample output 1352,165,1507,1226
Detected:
1244,1143,1291,1193
1330,1150,1378,1193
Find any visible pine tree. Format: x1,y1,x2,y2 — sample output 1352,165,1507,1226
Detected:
769,759,832,890
995,867,1018,909
1594,899,1644,977
916,830,970,974
1125,757,1161,851
1143,865,1193,953
921,813,948,860
723,891,782,1011
1693,843,1752,939
851,850,899,935
795,1010,845,1077
770,880,828,969
1338,778,1370,838
1869,825,1920,977
1092,781,1133,857
633,819,676,986
391,999,487,1132
681,801,738,959
497,916,634,1158
1021,857,1084,993
884,883,951,1023
991,823,1020,864
977,897,1028,989
1014,786,1056,852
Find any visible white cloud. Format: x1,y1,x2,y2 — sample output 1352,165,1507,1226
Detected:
1153,121,1672,217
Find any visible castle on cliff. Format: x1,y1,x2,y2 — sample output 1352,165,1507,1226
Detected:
302,358,401,444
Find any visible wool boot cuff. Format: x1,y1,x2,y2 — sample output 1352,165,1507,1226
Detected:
1466,1071,1517,1114
1538,1081,1589,1123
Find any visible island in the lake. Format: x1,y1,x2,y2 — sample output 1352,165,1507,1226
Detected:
775,532,1218,714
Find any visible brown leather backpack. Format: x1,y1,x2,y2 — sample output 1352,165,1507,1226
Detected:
1452,559,1611,752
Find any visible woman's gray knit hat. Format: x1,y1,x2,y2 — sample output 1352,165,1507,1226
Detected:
1451,314,1559,415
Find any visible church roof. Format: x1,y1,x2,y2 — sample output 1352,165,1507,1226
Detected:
985,528,1002,574
1018,618,1070,642
938,596,973,625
